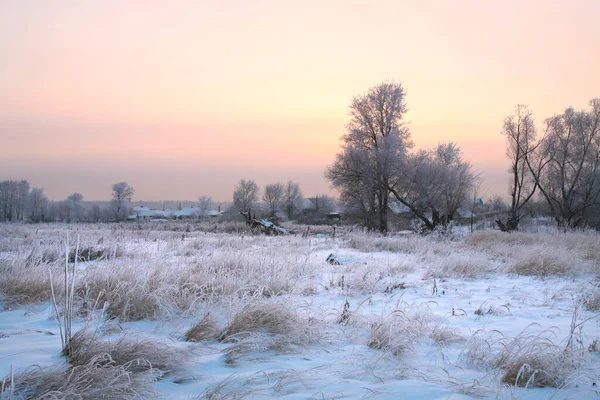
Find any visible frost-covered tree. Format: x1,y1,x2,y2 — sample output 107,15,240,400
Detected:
67,192,84,222
327,82,475,232
326,82,410,233
111,182,135,221
198,195,213,218
532,99,600,228
263,183,284,217
58,200,73,222
17,180,30,221
283,181,303,219
0,180,19,222
233,179,259,212
387,144,474,230
28,187,48,223
496,105,539,231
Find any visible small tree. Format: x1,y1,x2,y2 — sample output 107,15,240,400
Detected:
198,195,213,218
283,181,303,219
263,183,284,217
496,105,539,231
28,187,48,223
111,182,135,221
0,180,19,222
387,143,474,231
17,180,30,221
233,179,259,212
67,192,84,222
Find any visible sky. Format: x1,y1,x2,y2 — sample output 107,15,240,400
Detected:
1,0,599,202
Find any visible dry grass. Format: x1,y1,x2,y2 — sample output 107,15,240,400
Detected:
219,301,303,340
462,327,596,388
217,300,319,363
69,330,188,375
198,372,256,399
7,354,159,399
428,322,466,346
423,252,494,279
347,232,450,256
464,231,540,249
473,300,511,317
467,230,600,276
509,250,571,277
366,303,436,356
185,313,221,342
586,288,600,311
0,261,60,305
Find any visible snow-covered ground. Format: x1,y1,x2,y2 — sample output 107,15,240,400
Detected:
1,223,599,399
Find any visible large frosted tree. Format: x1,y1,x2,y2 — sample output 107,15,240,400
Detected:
532,99,600,228
326,82,410,233
327,82,475,233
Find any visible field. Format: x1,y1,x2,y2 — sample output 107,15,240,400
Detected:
1,222,600,399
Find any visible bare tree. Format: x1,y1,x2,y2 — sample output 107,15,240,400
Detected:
327,146,377,228
327,82,476,233
198,195,213,218
435,143,475,221
326,82,410,233
111,182,135,221
263,183,284,217
283,181,303,219
28,187,48,223
67,192,84,222
495,105,539,231
387,143,474,231
530,99,600,228
233,179,259,212
0,180,19,222
89,205,102,222
16,180,30,221
58,200,72,222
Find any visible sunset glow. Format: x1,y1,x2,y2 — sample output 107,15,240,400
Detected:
2,0,599,201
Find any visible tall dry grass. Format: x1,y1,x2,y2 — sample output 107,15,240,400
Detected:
462,326,599,388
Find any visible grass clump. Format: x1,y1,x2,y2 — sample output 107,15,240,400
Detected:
68,246,110,263
217,300,317,364
68,330,187,375
473,300,511,317
219,301,301,340
367,305,430,356
0,263,58,305
6,354,159,400
462,328,593,388
509,250,569,277
184,313,221,342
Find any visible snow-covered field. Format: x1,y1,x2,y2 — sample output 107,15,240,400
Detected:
1,223,599,399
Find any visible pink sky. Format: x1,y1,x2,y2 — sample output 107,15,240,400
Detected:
1,1,599,201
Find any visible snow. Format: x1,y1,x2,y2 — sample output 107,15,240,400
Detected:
1,226,599,399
